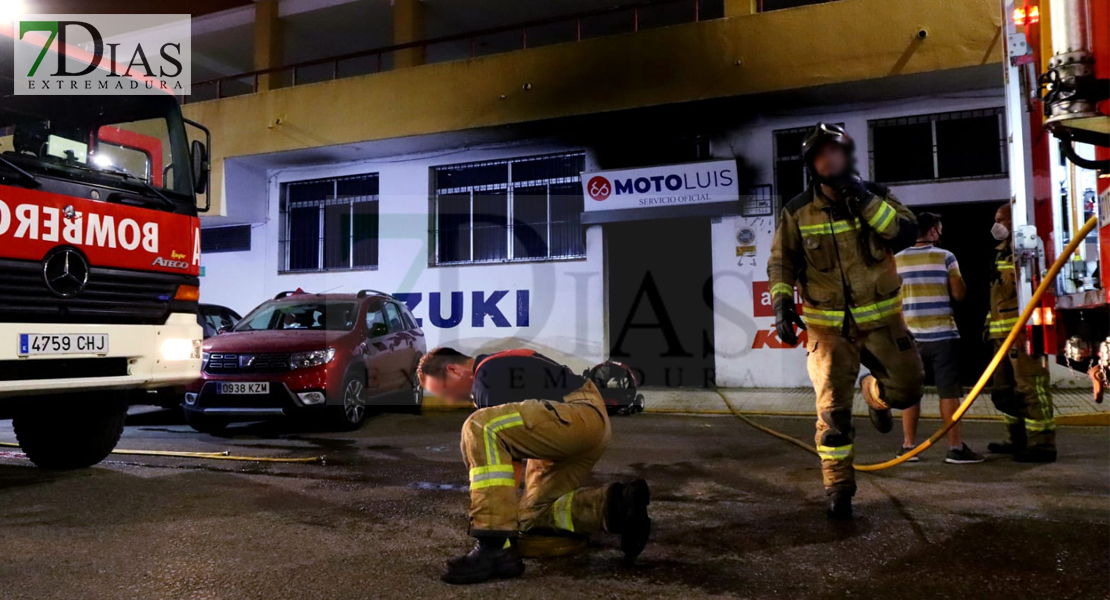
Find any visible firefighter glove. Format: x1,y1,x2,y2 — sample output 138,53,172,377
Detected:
837,176,874,212
774,297,806,346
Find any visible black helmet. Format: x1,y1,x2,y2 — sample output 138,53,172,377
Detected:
801,122,855,173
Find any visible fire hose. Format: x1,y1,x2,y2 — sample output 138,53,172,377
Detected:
721,215,1099,471
0,441,323,463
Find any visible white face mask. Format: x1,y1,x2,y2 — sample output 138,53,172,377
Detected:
991,222,1010,241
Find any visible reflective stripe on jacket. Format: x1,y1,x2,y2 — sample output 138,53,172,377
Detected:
987,241,1020,340
767,184,917,334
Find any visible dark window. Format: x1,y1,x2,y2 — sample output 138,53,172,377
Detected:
279,174,379,273
200,225,251,253
760,0,833,11
431,152,586,265
869,108,1007,184
773,127,814,207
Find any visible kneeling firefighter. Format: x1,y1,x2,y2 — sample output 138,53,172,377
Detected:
418,347,651,585
767,123,924,520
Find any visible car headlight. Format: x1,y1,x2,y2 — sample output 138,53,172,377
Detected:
201,352,210,369
289,348,336,370
162,338,202,361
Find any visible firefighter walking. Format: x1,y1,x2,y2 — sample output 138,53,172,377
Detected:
768,123,923,520
418,347,651,584
985,203,1057,462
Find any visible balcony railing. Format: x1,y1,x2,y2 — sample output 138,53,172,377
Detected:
187,0,712,103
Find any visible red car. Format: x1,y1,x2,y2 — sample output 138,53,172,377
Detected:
184,290,426,432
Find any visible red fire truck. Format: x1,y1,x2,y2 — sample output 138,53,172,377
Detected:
1002,0,1110,381
0,32,210,468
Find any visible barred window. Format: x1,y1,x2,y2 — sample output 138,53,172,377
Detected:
431,152,586,266
773,126,811,206
279,174,379,273
869,108,1007,184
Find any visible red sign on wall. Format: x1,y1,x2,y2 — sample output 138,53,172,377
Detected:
752,281,802,318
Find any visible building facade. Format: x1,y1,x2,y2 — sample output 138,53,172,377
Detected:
187,0,1015,387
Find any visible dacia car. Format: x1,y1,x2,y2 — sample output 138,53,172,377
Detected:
184,290,425,432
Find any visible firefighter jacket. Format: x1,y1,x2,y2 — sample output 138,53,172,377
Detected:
987,240,1020,340
767,184,917,334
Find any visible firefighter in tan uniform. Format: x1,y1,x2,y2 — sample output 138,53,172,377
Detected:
768,123,924,520
418,347,651,584
985,204,1057,462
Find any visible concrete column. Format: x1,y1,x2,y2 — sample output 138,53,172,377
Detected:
724,0,759,16
392,0,426,69
254,0,284,91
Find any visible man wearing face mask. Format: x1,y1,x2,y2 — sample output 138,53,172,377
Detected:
985,204,1057,462
768,122,923,520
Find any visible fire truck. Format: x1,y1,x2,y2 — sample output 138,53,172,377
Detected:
1002,0,1110,381
0,32,210,468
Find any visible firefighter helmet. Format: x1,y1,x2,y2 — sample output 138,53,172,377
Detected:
801,122,855,174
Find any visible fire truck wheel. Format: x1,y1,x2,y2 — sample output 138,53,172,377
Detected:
184,411,230,434
13,398,126,470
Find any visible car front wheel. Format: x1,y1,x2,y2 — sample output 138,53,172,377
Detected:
328,370,367,431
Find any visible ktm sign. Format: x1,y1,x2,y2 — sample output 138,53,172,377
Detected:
751,329,807,349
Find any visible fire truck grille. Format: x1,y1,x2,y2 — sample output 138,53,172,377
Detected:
0,259,195,325
204,353,291,375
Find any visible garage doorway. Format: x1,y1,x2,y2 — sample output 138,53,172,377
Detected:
606,216,715,388
913,201,1002,387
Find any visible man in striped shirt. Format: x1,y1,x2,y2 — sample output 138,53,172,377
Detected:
894,212,984,464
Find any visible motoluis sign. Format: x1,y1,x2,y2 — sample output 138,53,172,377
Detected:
581,160,738,212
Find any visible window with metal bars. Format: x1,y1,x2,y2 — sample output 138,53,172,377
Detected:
279,174,379,273
868,108,1007,184
430,152,587,266
773,126,812,207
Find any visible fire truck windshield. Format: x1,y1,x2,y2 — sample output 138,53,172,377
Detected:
0,94,195,214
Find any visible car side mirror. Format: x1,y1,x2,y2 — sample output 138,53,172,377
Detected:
369,323,388,338
217,325,232,335
191,139,209,195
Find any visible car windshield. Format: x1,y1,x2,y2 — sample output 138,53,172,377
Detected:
0,94,194,206
234,301,359,332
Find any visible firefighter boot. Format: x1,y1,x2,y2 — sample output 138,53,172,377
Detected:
607,479,652,562
860,375,893,434
441,537,525,585
987,420,1027,455
826,489,853,521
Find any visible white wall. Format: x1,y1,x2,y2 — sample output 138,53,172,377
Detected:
200,141,608,374
204,89,1027,387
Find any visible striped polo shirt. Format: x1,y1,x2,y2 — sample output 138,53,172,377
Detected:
894,244,960,342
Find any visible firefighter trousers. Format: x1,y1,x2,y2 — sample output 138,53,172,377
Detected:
806,319,924,495
461,381,613,538
990,336,1056,449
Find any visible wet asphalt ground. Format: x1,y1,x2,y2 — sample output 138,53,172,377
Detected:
0,408,1106,600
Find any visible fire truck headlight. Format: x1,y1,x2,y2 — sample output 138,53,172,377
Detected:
162,338,202,361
